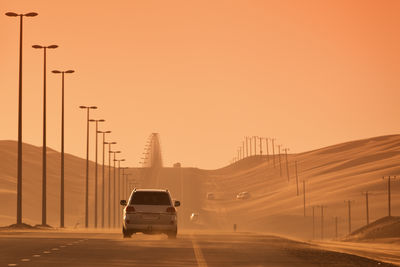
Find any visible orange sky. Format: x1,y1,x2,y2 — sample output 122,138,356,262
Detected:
1,1,400,169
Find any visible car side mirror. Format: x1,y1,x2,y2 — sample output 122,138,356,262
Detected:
120,200,127,206
174,200,181,207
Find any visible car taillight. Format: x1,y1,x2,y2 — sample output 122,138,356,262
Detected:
166,207,176,213
126,206,135,213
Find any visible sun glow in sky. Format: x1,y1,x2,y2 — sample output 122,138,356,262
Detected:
1,1,399,169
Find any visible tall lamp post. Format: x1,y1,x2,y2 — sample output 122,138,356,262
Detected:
79,105,97,228
52,69,74,228
110,151,121,228
89,119,105,228
5,11,38,225
33,44,58,226
104,142,117,227
124,173,132,199
98,131,111,228
114,159,125,226
120,167,129,199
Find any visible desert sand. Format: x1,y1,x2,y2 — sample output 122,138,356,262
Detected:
0,135,399,242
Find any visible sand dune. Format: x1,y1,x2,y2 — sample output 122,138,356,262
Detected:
0,135,399,241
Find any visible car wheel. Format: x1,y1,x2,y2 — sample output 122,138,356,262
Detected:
122,227,132,238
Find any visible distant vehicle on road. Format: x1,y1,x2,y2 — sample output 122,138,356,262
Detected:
120,189,180,239
190,213,199,222
236,191,250,200
206,193,215,200
173,162,181,168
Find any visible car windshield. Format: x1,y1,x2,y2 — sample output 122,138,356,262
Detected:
130,191,171,205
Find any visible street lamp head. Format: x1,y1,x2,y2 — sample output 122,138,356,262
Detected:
48,45,58,49
65,70,74,73
32,45,43,49
105,131,111,133
121,159,126,161
24,12,38,17
5,12,19,17
52,70,62,74
79,106,87,109
111,142,117,144
89,119,96,122
90,106,97,109
115,151,121,153
98,119,105,122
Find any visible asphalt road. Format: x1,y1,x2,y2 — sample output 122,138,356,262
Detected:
0,230,396,267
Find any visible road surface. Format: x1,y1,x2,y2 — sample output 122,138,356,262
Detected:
0,230,396,267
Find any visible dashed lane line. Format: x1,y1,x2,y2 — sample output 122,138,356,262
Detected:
192,238,208,267
7,239,86,266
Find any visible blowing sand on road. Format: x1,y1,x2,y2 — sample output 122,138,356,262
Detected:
0,230,397,267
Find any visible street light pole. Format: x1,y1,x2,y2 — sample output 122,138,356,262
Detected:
120,167,128,199
98,131,111,228
5,11,38,225
89,119,105,228
79,105,97,228
114,159,125,226
52,69,74,228
124,173,132,199
33,44,58,226
105,142,116,228
110,150,121,228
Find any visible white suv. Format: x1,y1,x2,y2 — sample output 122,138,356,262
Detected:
120,189,180,238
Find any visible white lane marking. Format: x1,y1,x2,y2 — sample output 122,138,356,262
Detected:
192,239,208,267
32,255,41,258
60,245,66,248
43,251,51,254
8,264,18,266
51,248,59,251
20,259,30,262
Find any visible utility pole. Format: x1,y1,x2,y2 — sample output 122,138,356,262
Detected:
303,180,306,217
259,136,262,155
320,205,325,240
362,191,370,225
295,161,299,196
278,145,282,177
311,205,318,239
335,217,338,239
265,138,269,162
246,137,248,157
382,176,396,217
253,136,257,156
271,138,276,168
345,200,353,234
283,148,290,182
249,137,252,156
242,141,245,159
